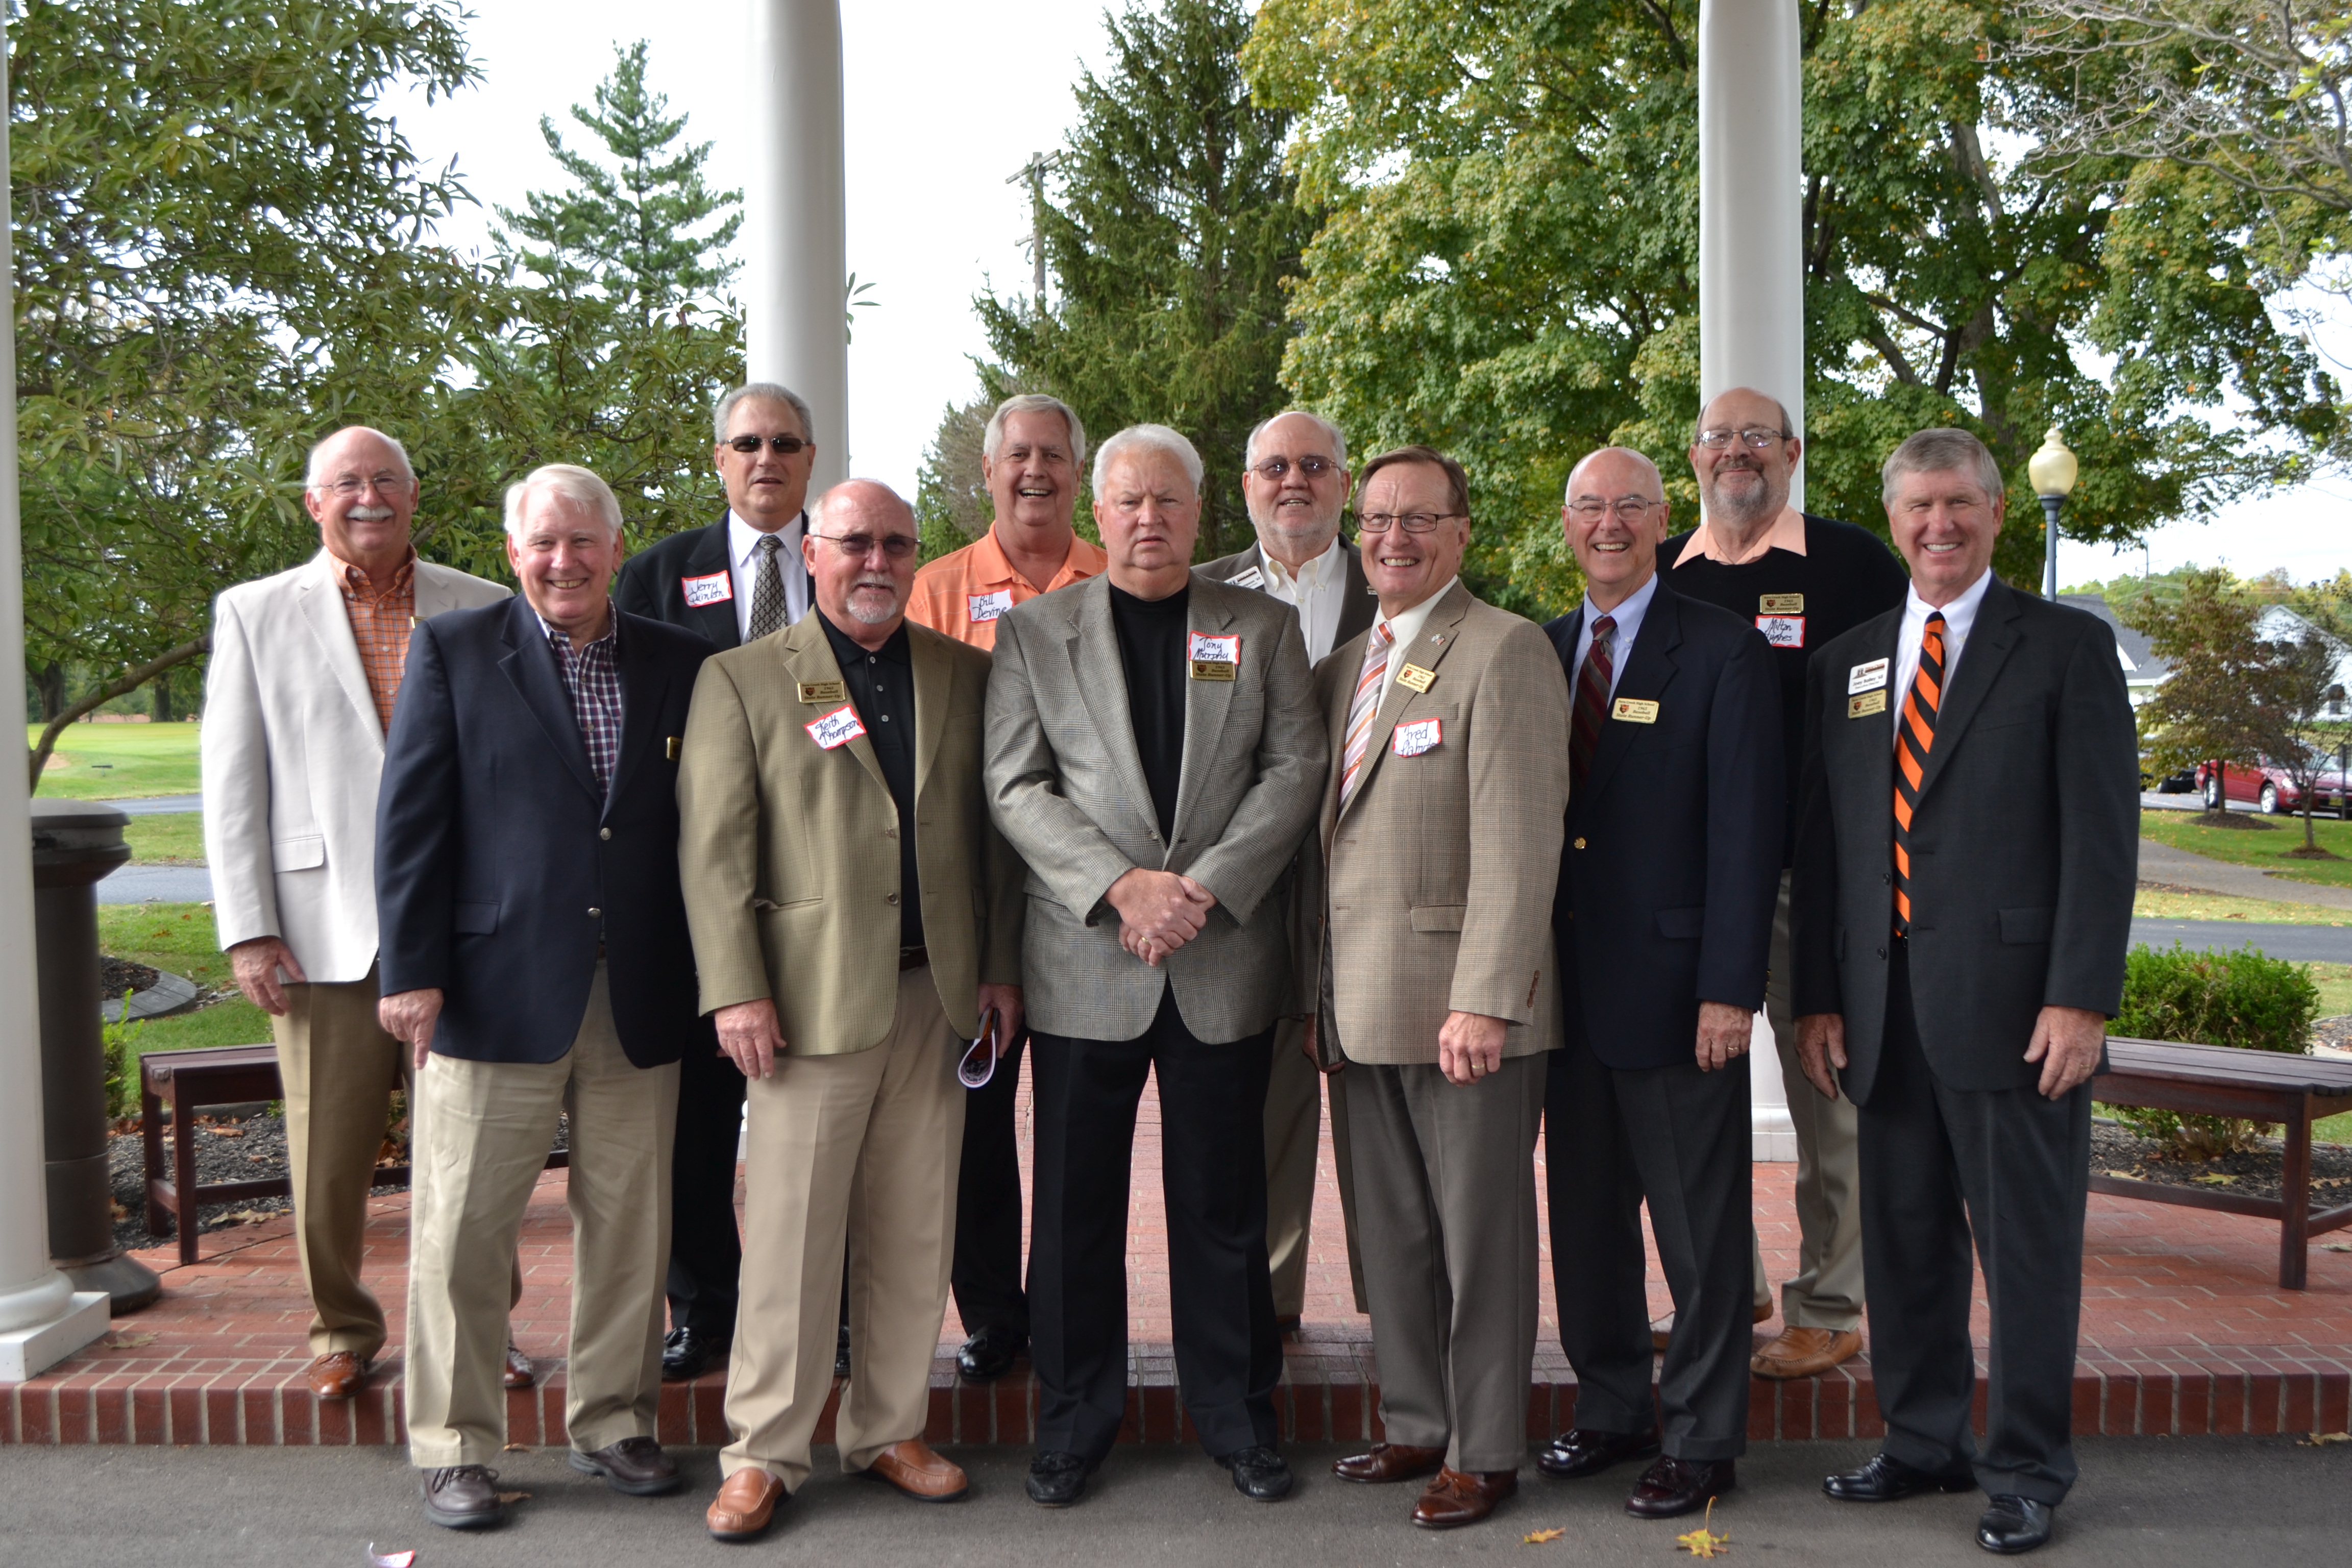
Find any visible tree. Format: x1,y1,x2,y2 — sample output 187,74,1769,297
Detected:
914,391,997,564
975,0,1319,560
1243,0,2343,618
2255,623,2346,853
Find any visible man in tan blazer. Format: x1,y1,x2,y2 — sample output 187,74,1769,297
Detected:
679,479,1025,1542
1304,446,1571,1530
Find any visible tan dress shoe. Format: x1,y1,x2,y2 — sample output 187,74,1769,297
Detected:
706,1467,787,1542
1750,1325,1862,1380
1410,1466,1517,1529
1333,1442,1446,1484
863,1439,970,1502
306,1352,368,1400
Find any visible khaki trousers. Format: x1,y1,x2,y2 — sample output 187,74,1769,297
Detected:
723,965,963,1488
1263,1018,1321,1318
404,967,678,1468
1756,872,1865,1330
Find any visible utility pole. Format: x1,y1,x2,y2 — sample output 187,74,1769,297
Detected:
1006,152,1060,307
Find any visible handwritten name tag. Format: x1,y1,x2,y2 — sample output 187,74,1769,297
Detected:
967,589,1015,624
1391,718,1442,756
1612,697,1660,724
805,704,868,750
1848,690,1889,719
1396,663,1437,693
1188,631,1240,681
1848,657,1890,695
797,681,846,705
681,570,733,608
1755,614,1806,649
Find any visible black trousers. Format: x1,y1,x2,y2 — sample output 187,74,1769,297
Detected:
1546,1033,1752,1462
1028,990,1281,1461
950,1030,1030,1339
666,1042,746,1339
1861,943,2091,1505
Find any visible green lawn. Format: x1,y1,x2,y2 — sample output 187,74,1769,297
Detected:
31,721,202,799
2132,888,2352,925
123,813,205,863
2140,807,2352,887
98,900,270,1062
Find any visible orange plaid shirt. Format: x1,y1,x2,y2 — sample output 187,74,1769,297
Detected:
327,548,418,732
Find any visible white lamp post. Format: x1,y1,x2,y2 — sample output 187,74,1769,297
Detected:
2028,426,2079,601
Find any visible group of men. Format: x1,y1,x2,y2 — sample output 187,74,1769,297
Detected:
200,378,2135,1556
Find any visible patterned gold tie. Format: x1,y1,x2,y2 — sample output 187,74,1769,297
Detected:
1893,611,1946,936
747,533,786,641
1339,622,1395,808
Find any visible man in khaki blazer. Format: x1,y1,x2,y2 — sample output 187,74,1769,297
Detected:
1303,446,1571,1531
679,480,1025,1542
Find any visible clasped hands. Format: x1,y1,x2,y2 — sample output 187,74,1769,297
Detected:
1108,867,1215,967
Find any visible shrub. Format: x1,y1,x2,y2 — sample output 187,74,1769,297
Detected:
101,990,143,1121
2109,943,2320,1156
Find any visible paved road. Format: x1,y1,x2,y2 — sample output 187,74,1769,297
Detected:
2132,917,2352,962
96,862,213,904
0,1438,2338,1568
100,793,204,815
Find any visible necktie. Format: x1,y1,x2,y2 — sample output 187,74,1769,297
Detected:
1569,614,1615,792
1338,622,1395,808
1892,611,1946,936
747,533,786,641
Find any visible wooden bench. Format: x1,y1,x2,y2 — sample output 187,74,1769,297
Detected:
2091,1037,2352,1288
140,1043,568,1267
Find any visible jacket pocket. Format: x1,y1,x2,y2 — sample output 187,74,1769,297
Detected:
1655,905,1705,940
453,900,499,935
1999,905,2055,944
1410,904,1466,933
272,834,325,872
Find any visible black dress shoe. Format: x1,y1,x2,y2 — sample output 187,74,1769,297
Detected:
1215,1445,1293,1501
1536,1427,1662,1480
1026,1450,1096,1508
660,1326,728,1383
957,1322,1028,1382
1625,1454,1735,1520
1977,1496,2055,1555
1824,1451,1978,1503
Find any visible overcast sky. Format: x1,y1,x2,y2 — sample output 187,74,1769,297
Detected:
382,0,2345,586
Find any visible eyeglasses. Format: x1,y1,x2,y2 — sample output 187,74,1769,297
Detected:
1357,511,1460,534
1251,455,1339,481
725,434,809,455
1696,427,1791,451
809,531,919,559
1566,498,1658,524
321,473,407,499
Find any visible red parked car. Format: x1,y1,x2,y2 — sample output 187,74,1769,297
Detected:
2195,755,2351,817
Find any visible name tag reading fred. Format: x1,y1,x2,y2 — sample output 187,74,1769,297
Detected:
1848,657,1891,695
1392,717,1442,756
681,570,733,608
1188,631,1240,681
797,681,846,705
805,704,868,750
1396,663,1437,693
967,589,1014,624
1755,614,1805,649
1612,697,1659,724
1848,690,1889,719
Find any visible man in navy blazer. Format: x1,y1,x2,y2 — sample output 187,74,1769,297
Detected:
377,464,716,1531
1537,448,1782,1520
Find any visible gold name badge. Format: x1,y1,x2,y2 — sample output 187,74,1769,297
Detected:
1760,593,1805,615
797,681,847,704
1188,659,1237,681
1848,690,1889,719
666,736,682,761
1611,697,1659,724
1396,663,1437,693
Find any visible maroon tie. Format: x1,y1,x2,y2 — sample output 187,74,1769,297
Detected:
1570,614,1615,791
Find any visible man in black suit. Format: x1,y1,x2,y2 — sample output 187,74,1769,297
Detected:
1793,428,2137,1556
612,381,818,1382
376,464,717,1530
1539,447,1783,1520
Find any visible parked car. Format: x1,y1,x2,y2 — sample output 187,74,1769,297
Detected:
2194,755,2351,817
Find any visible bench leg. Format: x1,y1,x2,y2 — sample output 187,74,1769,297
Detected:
173,1094,202,1269
2281,1098,2314,1291
142,1082,168,1238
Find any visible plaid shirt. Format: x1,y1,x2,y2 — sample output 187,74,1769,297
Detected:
327,549,416,732
542,614,624,796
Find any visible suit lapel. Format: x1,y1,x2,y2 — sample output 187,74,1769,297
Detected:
911,627,952,796
496,597,602,805
1066,579,1161,831
293,553,385,745
1338,581,1469,825
1168,588,1235,852
1581,585,1683,807
689,519,741,649
782,616,892,800
1839,610,1904,858
1914,576,2022,807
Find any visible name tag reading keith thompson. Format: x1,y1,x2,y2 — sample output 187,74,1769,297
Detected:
805,704,868,750
681,570,733,608
1188,631,1240,681
1391,718,1442,756
967,589,1014,624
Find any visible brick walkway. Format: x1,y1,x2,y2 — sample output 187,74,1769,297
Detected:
7,1064,2348,1446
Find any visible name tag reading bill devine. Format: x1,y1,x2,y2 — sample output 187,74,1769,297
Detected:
967,589,1014,624
1188,631,1240,681
1391,718,1442,756
1612,697,1659,724
805,704,868,750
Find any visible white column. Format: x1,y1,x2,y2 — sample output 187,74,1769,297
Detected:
1698,0,1805,510
0,45,109,1380
744,0,849,494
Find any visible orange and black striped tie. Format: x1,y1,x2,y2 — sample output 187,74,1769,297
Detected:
1892,611,1945,937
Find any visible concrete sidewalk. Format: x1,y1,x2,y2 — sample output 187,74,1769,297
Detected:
2139,837,2352,910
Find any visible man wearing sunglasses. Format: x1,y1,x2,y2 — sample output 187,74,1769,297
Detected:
614,381,821,1386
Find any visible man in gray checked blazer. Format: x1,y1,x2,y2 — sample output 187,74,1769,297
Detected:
985,424,1326,1510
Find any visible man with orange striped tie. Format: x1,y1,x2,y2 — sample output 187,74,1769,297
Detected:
1792,428,2138,1557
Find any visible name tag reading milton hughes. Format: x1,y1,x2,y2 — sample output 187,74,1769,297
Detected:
1188,631,1240,681
1755,615,1805,649
1392,718,1442,756
681,570,732,607
805,705,867,750
967,589,1014,624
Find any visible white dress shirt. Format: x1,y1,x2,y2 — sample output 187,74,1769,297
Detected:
1893,567,1994,745
1253,537,1349,664
1377,576,1459,696
1570,570,1661,702
728,508,810,640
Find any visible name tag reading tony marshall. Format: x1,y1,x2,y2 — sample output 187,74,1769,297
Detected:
1611,697,1659,724
1188,631,1240,681
1391,717,1442,756
967,589,1014,624
805,704,868,750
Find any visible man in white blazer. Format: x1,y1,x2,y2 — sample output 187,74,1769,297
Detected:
202,426,509,1400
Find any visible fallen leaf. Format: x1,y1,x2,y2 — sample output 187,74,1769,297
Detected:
104,1332,158,1349
2301,1431,2351,1446
2192,1172,2238,1186
496,1491,531,1505
1523,1526,1565,1543
2103,1169,2138,1179
208,1126,244,1138
1676,1498,1731,1558
2322,1243,2352,1254
366,1548,416,1568
502,1442,531,1452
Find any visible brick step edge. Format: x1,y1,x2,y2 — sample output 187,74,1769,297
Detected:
7,1351,2348,1446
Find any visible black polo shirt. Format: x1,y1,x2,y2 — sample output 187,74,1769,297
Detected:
818,611,923,948
1109,580,1190,840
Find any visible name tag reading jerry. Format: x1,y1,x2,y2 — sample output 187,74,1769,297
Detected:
1848,690,1889,719
1188,631,1240,681
1612,697,1659,724
1391,717,1442,756
1755,614,1805,649
797,681,846,705
805,704,867,750
1848,657,1890,695
967,589,1014,624
681,570,733,608
1396,663,1437,693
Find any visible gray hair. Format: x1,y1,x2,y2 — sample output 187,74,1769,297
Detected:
1880,427,2004,508
305,426,416,491
1244,409,1349,471
713,382,815,446
982,393,1087,469
1092,423,1204,495
1693,391,1796,444
504,463,624,540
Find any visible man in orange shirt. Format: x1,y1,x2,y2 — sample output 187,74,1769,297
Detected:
906,391,1100,1382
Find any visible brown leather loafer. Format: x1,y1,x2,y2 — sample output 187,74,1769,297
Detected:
420,1464,506,1529
306,1351,368,1400
1334,1442,1446,1484
1750,1325,1862,1380
570,1434,681,1496
1626,1454,1735,1519
706,1467,788,1542
502,1342,534,1390
1410,1466,1517,1529
863,1439,969,1502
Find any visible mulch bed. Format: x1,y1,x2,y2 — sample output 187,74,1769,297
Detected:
99,955,160,1002
2092,1120,2352,1214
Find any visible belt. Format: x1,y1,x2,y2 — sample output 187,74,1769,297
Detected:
899,945,928,971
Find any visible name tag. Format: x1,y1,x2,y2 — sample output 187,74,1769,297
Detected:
1755,614,1806,649
682,570,733,608
1612,697,1659,724
666,736,682,762
805,704,867,750
1391,718,1442,756
1849,658,1890,694
1848,690,1889,719
797,681,846,705
1230,565,1267,591
1188,631,1240,681
1396,663,1437,694
1760,593,1805,614
967,589,1014,624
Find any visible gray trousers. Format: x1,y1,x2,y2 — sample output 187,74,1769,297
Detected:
1263,1018,1321,1319
1757,872,1866,1328
1344,1053,1544,1475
